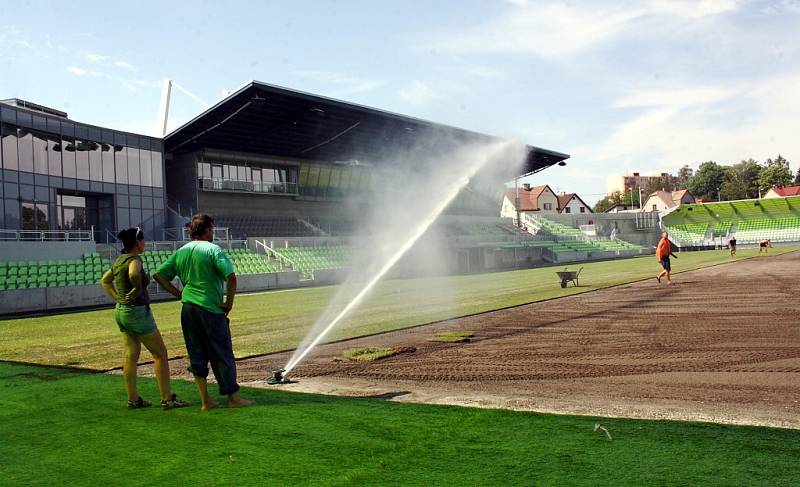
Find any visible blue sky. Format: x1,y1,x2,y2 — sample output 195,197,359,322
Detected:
1,0,799,204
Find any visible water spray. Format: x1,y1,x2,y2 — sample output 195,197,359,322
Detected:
268,140,520,383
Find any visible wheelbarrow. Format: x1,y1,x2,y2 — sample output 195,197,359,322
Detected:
556,267,583,288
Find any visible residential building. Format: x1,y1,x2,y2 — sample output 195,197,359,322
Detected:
556,193,593,214
501,184,560,219
641,189,695,212
764,185,800,198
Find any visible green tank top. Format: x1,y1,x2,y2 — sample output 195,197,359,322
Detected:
112,253,151,305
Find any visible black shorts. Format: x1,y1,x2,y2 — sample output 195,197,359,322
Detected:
660,257,671,271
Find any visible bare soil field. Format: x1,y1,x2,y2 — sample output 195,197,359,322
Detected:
166,252,800,428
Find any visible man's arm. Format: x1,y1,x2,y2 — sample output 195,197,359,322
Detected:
153,272,182,299
217,273,236,316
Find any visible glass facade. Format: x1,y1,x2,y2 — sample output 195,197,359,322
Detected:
297,163,372,199
194,158,373,200
0,102,165,236
197,160,299,195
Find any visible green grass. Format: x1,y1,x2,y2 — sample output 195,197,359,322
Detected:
428,331,474,342
1,361,798,486
343,347,398,362
0,247,797,370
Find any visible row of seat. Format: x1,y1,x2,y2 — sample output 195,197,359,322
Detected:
272,246,353,273
0,252,110,290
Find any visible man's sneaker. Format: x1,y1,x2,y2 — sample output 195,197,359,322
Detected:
127,397,152,409
161,393,190,409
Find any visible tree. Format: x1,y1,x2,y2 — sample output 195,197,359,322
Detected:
593,194,618,213
675,164,693,190
759,154,793,192
721,159,760,200
795,166,800,185
594,191,624,213
643,174,677,196
687,161,726,200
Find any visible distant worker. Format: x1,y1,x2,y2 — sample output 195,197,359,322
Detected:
759,239,772,253
729,237,737,256
153,213,254,411
656,231,677,285
101,227,189,410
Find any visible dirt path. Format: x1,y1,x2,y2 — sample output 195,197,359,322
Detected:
158,252,800,428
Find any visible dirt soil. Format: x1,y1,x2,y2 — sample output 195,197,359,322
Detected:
158,252,800,429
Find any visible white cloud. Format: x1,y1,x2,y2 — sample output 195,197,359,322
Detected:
439,0,740,58
648,0,739,18
114,61,137,72
613,86,735,109
398,80,443,105
292,69,385,98
66,65,87,76
440,4,644,58
122,82,136,92
574,74,800,175
329,80,386,97
84,52,108,63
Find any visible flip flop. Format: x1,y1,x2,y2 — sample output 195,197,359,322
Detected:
127,397,152,409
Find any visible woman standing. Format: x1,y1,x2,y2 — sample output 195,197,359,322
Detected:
101,227,188,410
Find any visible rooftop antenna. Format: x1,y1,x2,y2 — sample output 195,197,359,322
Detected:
157,78,211,137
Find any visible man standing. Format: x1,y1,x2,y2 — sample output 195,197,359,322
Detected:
656,231,677,285
154,213,254,411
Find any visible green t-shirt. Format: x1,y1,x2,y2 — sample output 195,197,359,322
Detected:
155,241,235,314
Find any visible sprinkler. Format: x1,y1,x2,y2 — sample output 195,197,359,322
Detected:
267,368,291,385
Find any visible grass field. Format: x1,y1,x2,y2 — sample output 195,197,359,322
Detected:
3,248,799,486
1,247,797,370
2,361,798,486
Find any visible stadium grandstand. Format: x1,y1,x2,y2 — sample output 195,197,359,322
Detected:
0,81,579,314
661,196,800,247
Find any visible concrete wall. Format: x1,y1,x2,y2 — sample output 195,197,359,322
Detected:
483,246,545,270
0,241,96,262
0,270,302,315
235,271,299,292
312,268,350,285
0,284,114,315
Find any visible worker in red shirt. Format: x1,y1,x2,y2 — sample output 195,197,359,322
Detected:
656,232,677,285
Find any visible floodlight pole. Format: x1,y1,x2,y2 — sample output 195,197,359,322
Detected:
157,79,211,137
515,175,521,228
158,79,173,137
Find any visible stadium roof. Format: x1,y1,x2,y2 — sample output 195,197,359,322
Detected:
164,81,569,175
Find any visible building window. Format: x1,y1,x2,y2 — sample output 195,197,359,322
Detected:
652,204,658,211
543,202,552,210
1,123,19,170
564,207,571,213
21,201,48,230
580,207,586,213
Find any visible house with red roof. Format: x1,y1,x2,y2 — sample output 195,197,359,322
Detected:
764,185,800,198
501,184,559,219
641,189,695,212
556,193,593,214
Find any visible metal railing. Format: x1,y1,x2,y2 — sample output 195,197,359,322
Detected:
255,239,291,270
198,177,298,195
0,227,95,242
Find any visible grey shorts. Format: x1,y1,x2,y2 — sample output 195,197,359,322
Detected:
114,304,158,336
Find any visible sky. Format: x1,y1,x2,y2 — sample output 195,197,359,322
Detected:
1,0,799,205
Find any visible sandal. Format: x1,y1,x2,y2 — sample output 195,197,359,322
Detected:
127,397,152,409
161,393,190,409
